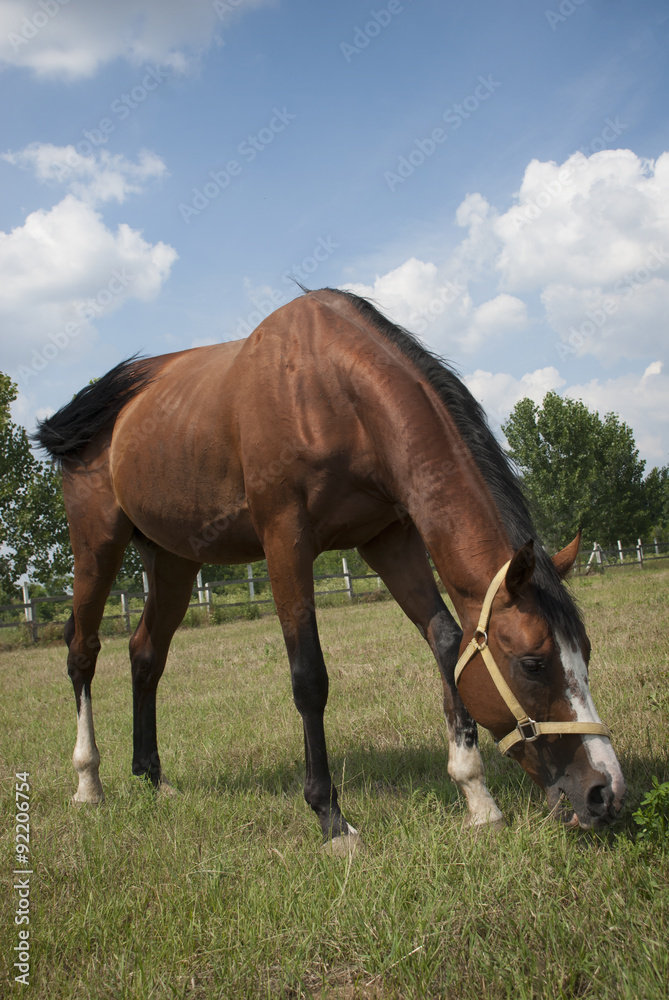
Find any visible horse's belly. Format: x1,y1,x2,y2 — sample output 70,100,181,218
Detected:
110,405,261,564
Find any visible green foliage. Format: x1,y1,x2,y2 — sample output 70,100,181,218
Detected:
314,548,368,577
0,373,73,594
644,465,669,541
503,392,660,549
633,777,669,845
113,543,147,591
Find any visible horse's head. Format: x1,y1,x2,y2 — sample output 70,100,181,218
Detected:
455,535,626,828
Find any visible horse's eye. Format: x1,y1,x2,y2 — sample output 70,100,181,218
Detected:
520,657,544,674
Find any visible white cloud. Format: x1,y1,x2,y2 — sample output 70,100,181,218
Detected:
344,148,669,462
566,362,669,467
470,293,528,339
3,143,167,204
351,150,669,366
0,143,176,381
0,194,177,380
344,259,527,354
0,0,273,79
464,367,566,429
464,361,669,468
490,149,669,362
493,152,660,289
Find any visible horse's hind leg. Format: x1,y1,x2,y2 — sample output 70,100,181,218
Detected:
129,539,201,788
358,520,504,828
64,500,134,804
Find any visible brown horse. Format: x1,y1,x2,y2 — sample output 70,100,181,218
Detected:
36,288,625,848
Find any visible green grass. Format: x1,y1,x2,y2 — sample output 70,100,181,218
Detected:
1,568,667,998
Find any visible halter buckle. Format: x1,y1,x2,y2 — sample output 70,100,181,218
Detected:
516,718,539,742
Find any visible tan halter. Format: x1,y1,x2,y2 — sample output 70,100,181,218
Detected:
454,560,610,756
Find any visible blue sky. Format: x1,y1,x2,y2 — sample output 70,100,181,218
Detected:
1,0,668,467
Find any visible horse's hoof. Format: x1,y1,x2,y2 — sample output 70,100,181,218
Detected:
321,827,363,857
465,814,505,833
71,791,104,806
157,778,180,798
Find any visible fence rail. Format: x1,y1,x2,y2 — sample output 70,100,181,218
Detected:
4,537,668,642
1,559,385,642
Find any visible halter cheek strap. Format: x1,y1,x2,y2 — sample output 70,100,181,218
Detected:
454,560,610,756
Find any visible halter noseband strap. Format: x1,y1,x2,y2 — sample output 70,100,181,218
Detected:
454,560,610,756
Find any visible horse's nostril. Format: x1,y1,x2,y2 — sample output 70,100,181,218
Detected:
586,783,611,815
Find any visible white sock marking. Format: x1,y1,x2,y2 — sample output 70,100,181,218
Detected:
72,689,104,804
447,739,503,825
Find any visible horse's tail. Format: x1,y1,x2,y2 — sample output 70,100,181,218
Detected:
33,356,155,463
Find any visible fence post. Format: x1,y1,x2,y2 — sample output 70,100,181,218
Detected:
617,540,623,563
22,582,37,643
342,557,353,599
196,570,208,611
247,564,255,601
120,591,131,634
142,571,149,604
637,538,643,568
654,537,660,556
586,542,602,575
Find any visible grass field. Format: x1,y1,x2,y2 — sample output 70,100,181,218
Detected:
1,567,668,999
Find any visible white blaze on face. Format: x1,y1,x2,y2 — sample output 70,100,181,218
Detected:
557,634,626,810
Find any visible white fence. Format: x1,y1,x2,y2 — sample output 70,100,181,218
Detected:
4,538,668,641
1,559,384,642
576,537,669,574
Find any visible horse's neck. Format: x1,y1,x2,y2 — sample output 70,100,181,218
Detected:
372,379,512,625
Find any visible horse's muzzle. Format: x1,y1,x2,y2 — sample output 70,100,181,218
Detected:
548,768,626,829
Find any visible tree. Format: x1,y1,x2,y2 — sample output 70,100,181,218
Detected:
502,393,656,549
0,374,73,595
644,465,669,541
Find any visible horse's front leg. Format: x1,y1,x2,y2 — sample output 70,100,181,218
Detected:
431,613,504,828
263,521,358,853
359,520,504,828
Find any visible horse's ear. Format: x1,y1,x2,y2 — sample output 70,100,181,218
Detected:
505,540,536,599
552,530,581,579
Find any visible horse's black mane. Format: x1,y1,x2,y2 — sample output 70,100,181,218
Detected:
32,355,155,461
318,287,584,642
